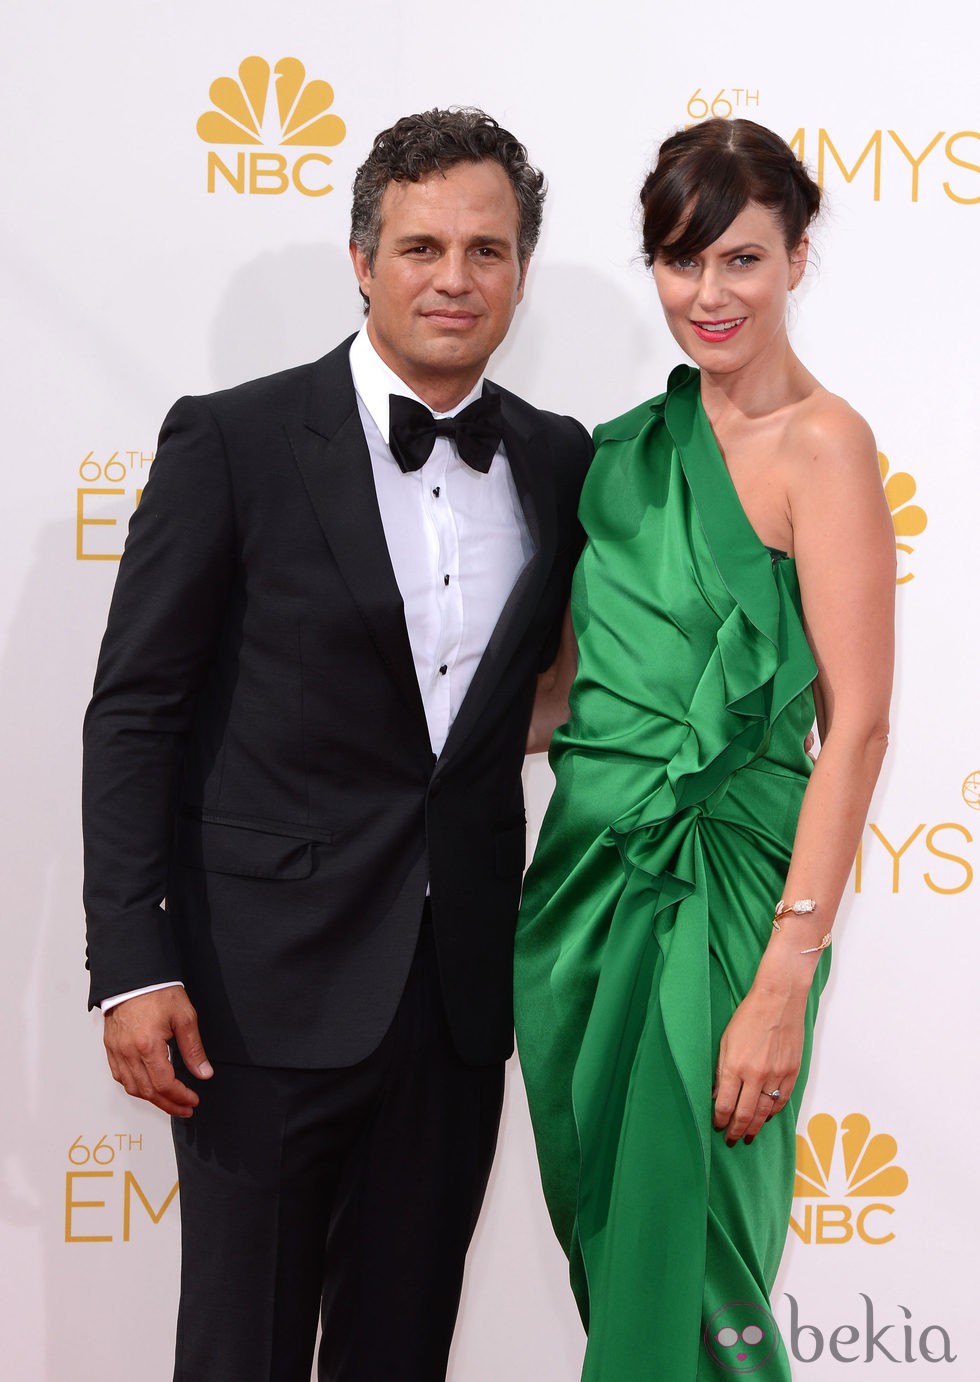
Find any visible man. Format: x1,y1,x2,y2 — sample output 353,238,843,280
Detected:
83,108,591,1381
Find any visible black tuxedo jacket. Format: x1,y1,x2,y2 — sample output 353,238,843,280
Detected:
83,337,591,1068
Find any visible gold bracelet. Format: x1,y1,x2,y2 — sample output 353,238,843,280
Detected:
771,898,832,954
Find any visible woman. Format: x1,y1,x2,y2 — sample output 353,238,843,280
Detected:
515,118,895,1380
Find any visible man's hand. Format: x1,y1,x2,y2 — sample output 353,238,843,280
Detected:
103,988,213,1118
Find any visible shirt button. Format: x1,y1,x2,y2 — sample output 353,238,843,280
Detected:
444,574,450,586
432,486,441,497
439,664,448,676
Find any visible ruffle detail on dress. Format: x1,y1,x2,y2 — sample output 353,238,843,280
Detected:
607,365,817,870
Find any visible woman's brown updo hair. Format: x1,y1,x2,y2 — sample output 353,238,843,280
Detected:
640,118,822,265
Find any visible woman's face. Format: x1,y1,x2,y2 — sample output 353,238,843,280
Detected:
652,201,807,377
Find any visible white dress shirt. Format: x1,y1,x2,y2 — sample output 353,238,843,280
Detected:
102,328,533,1011
349,326,533,756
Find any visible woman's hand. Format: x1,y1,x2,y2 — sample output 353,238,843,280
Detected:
712,980,808,1146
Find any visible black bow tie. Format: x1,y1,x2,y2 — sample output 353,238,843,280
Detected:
387,391,502,475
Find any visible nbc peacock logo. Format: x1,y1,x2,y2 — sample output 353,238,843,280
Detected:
790,1112,908,1246
197,56,347,198
879,451,927,586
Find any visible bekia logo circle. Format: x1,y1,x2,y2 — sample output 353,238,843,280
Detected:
198,56,347,197
704,1303,781,1373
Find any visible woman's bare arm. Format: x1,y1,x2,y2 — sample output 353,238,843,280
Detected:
714,400,896,1144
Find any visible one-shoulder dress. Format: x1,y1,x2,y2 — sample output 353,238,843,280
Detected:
514,365,830,1380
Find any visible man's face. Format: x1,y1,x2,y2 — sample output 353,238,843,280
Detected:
350,159,527,409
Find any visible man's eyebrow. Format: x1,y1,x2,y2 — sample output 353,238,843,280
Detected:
391,233,441,247
389,233,513,249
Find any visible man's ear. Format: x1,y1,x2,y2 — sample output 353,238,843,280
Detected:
350,242,372,302
516,257,530,302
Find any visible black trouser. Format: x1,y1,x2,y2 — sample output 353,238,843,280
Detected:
171,916,505,1381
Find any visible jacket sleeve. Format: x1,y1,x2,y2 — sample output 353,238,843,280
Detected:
82,395,237,1007
537,412,592,670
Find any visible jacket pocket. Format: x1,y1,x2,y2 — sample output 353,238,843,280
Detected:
174,816,317,880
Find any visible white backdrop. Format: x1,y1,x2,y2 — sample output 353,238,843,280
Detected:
3,1,978,1375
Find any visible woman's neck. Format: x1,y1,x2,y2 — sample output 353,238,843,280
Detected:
698,340,815,426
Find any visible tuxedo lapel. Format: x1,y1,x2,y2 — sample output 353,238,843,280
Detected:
286,343,429,740
437,387,558,767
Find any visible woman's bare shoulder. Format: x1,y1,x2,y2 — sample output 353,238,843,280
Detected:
787,385,877,472
784,382,891,548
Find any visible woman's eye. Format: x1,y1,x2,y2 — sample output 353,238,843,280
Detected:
732,255,759,268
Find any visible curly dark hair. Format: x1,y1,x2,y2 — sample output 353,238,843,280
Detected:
350,107,546,274
640,118,821,264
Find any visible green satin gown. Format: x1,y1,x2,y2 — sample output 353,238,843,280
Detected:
515,365,830,1380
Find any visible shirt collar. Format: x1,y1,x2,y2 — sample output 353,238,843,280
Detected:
348,325,485,445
